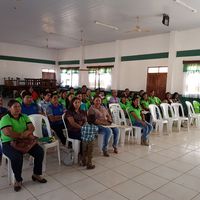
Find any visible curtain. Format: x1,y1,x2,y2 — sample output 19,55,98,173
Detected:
183,63,200,98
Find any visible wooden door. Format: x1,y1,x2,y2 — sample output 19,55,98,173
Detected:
146,72,167,100
42,72,56,80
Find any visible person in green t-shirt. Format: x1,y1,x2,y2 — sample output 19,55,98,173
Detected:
140,92,151,123
148,90,161,106
119,94,131,113
58,90,67,109
128,95,152,146
0,99,47,192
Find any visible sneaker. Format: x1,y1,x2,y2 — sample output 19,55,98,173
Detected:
103,151,110,157
113,147,118,154
87,164,95,170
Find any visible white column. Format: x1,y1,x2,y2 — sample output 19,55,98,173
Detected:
167,31,177,92
112,40,121,89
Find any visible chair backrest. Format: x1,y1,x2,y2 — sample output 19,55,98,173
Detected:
110,106,128,126
149,104,163,122
109,103,121,110
171,103,185,118
160,103,175,120
29,114,52,138
193,100,200,113
62,113,70,140
185,101,195,117
126,107,134,126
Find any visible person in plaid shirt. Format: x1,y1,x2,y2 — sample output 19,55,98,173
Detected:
81,114,98,169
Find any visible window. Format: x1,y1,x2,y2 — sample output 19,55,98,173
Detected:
60,68,79,87
88,67,112,90
148,67,168,73
42,69,56,79
183,63,200,98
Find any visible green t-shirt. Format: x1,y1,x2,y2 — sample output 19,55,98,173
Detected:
0,113,31,143
128,106,142,124
119,101,131,111
149,96,161,105
58,98,66,109
140,100,150,109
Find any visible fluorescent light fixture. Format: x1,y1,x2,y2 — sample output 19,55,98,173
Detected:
94,21,119,30
173,0,197,13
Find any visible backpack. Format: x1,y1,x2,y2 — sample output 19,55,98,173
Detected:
61,148,74,166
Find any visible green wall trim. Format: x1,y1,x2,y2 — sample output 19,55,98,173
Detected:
84,57,115,64
0,55,55,65
176,49,200,57
121,52,169,62
58,60,80,65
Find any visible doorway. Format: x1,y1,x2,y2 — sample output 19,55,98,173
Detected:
146,67,168,100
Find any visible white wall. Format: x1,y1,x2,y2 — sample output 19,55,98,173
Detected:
0,42,57,84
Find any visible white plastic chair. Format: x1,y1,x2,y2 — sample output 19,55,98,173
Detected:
29,114,61,172
160,103,181,132
185,101,200,128
62,113,80,164
149,104,169,134
171,103,189,131
109,104,133,146
126,107,142,144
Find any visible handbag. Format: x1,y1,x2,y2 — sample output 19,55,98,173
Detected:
11,137,38,154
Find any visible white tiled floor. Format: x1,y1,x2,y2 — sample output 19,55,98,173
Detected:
2,127,200,199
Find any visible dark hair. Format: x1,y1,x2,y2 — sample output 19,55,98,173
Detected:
43,91,52,96
69,97,80,111
87,114,96,124
93,95,101,101
141,92,147,100
172,92,179,99
51,91,58,98
8,99,20,107
22,91,31,99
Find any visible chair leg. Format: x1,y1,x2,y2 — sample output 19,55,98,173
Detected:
177,120,181,132
73,140,80,164
57,145,61,165
43,150,47,172
119,128,125,147
135,128,141,144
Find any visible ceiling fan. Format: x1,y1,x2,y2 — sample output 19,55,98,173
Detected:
126,16,150,33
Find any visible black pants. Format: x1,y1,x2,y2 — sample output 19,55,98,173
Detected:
2,143,44,182
51,123,66,145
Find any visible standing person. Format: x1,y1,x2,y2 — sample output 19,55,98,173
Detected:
0,100,47,192
88,96,119,156
81,114,98,169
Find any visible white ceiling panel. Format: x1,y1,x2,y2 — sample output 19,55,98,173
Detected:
0,0,200,49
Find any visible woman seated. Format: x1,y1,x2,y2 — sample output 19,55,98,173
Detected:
46,92,66,145
0,100,47,192
172,92,181,103
148,90,161,105
65,97,87,141
163,92,173,104
88,96,120,157
128,95,152,146
109,90,120,104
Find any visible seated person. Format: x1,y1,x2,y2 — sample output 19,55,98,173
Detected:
123,88,130,99
29,87,39,102
58,90,67,109
128,95,152,146
109,90,120,104
0,96,8,119
21,92,41,115
66,93,74,110
148,90,161,105
82,92,91,110
46,93,66,145
172,92,181,103
76,91,87,111
163,92,173,104
40,91,52,113
140,92,151,123
88,96,120,157
65,97,87,141
0,100,47,192
119,94,131,112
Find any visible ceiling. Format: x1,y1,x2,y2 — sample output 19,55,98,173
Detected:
1,0,200,49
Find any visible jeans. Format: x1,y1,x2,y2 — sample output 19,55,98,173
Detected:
2,143,44,182
98,126,119,151
133,121,153,140
82,140,94,166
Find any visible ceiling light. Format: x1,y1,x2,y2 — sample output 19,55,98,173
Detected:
94,21,119,30
173,0,197,13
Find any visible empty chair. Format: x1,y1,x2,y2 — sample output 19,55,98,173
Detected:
29,114,61,172
160,103,181,132
185,101,200,128
126,107,142,144
171,103,189,131
109,105,133,146
62,113,80,164
149,104,169,134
